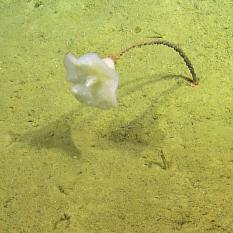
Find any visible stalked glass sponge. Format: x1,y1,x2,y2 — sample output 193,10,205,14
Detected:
64,39,198,110
64,53,119,109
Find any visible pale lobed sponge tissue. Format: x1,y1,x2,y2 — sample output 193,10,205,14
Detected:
64,53,119,109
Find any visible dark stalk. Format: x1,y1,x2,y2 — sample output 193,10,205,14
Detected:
110,39,198,85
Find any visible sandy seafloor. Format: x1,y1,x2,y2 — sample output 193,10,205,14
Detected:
0,0,233,232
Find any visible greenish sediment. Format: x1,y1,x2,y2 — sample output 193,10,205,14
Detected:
0,0,233,232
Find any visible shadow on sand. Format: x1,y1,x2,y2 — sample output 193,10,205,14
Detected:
9,74,188,159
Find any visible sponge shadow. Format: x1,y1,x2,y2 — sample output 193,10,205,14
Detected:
10,74,186,158
103,74,183,153
10,112,81,158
